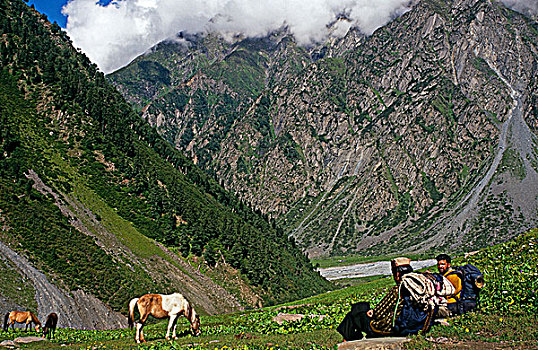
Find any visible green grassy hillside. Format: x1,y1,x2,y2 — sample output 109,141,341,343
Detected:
1,229,535,349
0,0,332,312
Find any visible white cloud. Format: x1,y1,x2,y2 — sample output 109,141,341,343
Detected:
62,0,538,74
63,0,413,73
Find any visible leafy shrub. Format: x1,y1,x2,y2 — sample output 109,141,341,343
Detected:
455,228,538,315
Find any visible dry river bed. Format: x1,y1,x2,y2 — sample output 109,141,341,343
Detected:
317,259,437,280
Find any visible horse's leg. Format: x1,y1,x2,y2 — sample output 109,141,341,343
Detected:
165,314,178,340
171,314,180,339
134,319,142,343
137,310,151,343
171,317,179,339
135,322,144,343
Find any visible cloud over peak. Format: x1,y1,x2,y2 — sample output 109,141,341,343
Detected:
63,0,537,74
63,0,413,73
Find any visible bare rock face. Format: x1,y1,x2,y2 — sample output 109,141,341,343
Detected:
110,0,538,257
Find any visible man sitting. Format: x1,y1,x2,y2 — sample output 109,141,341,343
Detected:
337,257,417,340
436,253,462,316
337,257,440,340
436,253,484,315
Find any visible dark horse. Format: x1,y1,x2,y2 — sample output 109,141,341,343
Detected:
3,311,41,332
42,312,58,339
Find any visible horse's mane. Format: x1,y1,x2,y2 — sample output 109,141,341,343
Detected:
186,303,193,322
30,312,41,325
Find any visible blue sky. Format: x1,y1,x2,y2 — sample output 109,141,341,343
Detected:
27,0,112,28
27,0,68,27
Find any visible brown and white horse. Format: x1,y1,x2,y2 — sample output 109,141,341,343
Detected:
3,311,42,332
128,293,201,343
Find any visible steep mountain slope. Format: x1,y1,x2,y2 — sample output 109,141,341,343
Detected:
0,0,331,327
111,31,312,171
111,0,538,258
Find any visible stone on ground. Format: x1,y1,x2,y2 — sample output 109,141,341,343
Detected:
0,340,18,348
338,337,410,349
13,336,47,344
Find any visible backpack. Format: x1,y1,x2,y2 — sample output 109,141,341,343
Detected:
452,264,485,302
393,295,436,336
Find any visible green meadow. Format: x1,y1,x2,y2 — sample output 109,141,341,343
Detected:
1,228,536,349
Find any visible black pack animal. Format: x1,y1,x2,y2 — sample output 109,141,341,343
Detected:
336,302,371,340
42,313,58,339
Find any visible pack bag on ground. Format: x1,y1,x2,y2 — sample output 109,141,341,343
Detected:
399,272,455,308
393,293,437,336
450,264,485,314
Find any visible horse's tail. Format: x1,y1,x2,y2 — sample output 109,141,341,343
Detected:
128,298,139,329
3,312,9,331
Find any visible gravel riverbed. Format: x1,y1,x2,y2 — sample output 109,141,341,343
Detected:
317,259,437,280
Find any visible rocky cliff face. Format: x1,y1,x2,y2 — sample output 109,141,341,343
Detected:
110,0,538,257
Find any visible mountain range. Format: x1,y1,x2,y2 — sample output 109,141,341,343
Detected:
110,0,538,258
1,0,537,331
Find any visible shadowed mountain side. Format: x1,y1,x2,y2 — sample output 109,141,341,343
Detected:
0,0,332,322
0,240,125,330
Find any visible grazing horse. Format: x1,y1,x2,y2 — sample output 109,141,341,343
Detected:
42,312,58,339
3,311,41,332
128,293,201,343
